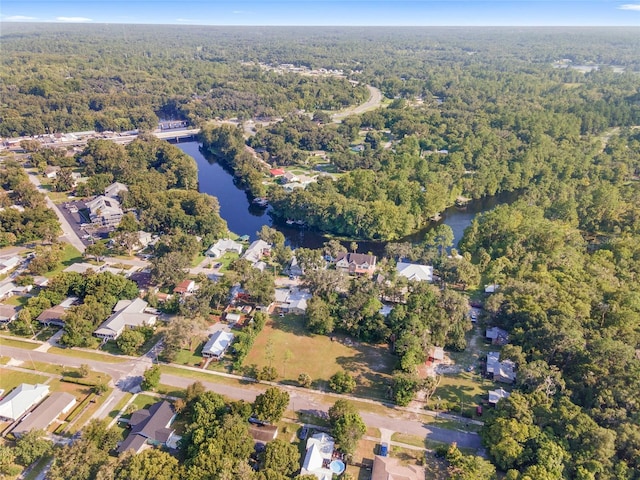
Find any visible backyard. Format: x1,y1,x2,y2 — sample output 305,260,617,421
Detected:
243,314,396,400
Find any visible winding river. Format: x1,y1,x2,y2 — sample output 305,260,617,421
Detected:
177,140,517,255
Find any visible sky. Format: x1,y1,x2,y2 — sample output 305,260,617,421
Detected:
1,0,640,26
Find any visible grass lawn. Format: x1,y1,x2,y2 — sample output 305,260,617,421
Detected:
2,295,30,307
346,438,378,480
108,393,134,420
218,252,240,272
0,367,48,391
66,388,113,434
159,364,254,389
125,394,160,415
23,455,53,480
172,345,205,367
47,346,126,363
155,383,187,399
191,253,206,267
391,432,427,449
35,326,59,342
0,336,39,350
429,372,493,416
243,315,395,399
44,244,83,278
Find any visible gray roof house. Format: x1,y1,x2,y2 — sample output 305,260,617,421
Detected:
104,182,128,199
85,195,124,228
12,392,76,438
486,352,516,384
117,401,176,454
242,240,271,264
94,298,157,341
0,304,19,323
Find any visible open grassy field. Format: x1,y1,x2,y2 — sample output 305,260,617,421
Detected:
44,244,83,278
243,315,395,399
0,367,48,391
429,372,493,415
47,346,126,363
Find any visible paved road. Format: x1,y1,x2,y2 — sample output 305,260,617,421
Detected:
332,85,384,122
26,172,86,253
1,343,481,450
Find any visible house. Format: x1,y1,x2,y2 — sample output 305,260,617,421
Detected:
371,455,425,480
288,256,303,277
486,326,509,346
104,182,128,199
0,304,19,323
269,168,286,177
248,423,278,446
253,260,268,272
201,330,235,359
63,262,105,274
379,304,393,317
117,401,176,454
205,238,244,258
85,195,124,228
37,305,67,327
173,279,196,295
486,352,516,384
94,298,157,341
429,346,445,362
0,282,17,300
128,231,153,252
12,392,76,438
242,240,271,264
488,388,511,405
485,284,500,294
300,433,335,480
396,262,433,282
225,312,242,326
282,171,299,183
44,166,60,179
0,384,50,421
334,252,377,276
273,288,311,315
0,256,21,275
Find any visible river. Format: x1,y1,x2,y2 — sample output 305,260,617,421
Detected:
177,140,517,254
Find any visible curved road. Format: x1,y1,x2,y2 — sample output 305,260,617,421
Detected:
0,343,481,450
332,85,384,122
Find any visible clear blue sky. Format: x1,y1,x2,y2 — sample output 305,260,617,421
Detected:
2,0,640,26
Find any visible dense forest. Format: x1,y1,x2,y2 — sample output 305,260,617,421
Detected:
2,24,640,479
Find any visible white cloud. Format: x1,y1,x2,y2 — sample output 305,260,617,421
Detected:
4,15,37,21
618,4,640,10
56,16,92,23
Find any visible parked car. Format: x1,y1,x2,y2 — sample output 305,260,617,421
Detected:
298,427,309,440
379,443,389,456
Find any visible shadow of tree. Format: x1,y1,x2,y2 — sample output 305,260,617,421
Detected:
269,315,313,337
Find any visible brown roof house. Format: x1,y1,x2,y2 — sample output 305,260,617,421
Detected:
173,279,196,295
118,401,177,454
334,253,377,276
0,304,19,324
371,455,425,480
248,423,278,446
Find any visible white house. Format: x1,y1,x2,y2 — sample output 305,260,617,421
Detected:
94,298,157,341
201,331,235,359
0,256,21,275
0,383,50,421
0,282,17,300
300,433,335,480
396,262,433,282
206,238,244,258
273,288,311,315
485,284,500,294
242,240,271,264
85,195,124,228
488,388,511,405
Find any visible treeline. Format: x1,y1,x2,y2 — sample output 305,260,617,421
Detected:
79,135,227,247
456,190,640,478
0,159,60,246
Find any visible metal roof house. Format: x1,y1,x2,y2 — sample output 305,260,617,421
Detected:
0,384,50,421
201,331,235,359
12,392,76,438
